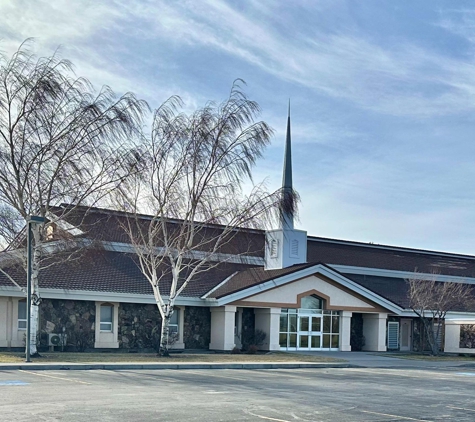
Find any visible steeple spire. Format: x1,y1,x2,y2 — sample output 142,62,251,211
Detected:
264,102,306,270
281,100,294,230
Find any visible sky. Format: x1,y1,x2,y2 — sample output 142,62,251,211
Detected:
2,0,475,255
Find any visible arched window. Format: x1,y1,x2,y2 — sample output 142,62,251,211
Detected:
300,295,323,310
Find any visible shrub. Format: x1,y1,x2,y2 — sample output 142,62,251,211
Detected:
247,344,258,354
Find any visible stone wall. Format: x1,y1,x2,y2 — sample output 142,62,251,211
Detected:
460,324,475,349
240,307,255,351
118,303,162,351
183,306,211,349
39,300,214,351
350,313,365,351
40,299,95,351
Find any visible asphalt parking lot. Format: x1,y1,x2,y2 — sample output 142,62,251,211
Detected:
1,367,475,421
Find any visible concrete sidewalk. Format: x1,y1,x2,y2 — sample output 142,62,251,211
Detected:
0,361,353,371
292,351,475,369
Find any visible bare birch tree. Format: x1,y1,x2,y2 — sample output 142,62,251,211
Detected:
0,40,147,356
407,272,474,355
118,81,297,356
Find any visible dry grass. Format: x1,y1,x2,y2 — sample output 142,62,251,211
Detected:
0,352,345,364
376,353,475,361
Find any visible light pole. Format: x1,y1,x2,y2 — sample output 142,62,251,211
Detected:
25,215,45,363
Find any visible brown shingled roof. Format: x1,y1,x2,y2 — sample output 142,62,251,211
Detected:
0,250,255,298
52,205,265,258
307,237,475,278
209,262,319,299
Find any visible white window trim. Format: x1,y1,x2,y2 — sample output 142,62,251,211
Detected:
17,300,27,331
95,301,119,349
100,304,114,333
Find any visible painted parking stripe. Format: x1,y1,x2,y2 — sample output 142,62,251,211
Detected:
0,381,29,386
361,410,433,421
244,410,291,422
18,370,91,385
179,370,247,381
124,372,178,383
447,405,475,412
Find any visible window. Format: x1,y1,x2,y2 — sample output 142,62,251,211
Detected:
18,300,27,330
300,295,323,310
100,304,113,332
169,309,179,336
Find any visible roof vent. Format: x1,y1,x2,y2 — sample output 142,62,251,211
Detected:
270,239,279,258
290,239,299,257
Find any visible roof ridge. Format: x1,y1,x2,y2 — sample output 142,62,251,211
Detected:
307,235,475,260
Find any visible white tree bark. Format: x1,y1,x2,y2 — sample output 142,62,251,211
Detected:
28,224,42,356
29,303,40,355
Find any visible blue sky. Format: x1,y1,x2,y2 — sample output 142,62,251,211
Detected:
2,0,475,254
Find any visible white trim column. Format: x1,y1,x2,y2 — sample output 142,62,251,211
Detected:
254,308,281,351
209,305,236,351
339,311,352,352
362,313,387,352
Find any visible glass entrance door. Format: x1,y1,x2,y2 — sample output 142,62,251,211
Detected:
298,314,322,350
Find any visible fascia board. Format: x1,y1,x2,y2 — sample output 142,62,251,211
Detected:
216,264,403,313
102,241,264,266
0,286,206,307
330,264,475,284
445,311,475,320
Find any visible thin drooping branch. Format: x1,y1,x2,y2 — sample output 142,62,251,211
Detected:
0,40,148,356
117,80,298,355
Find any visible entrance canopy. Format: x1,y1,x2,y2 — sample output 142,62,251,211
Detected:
211,263,399,314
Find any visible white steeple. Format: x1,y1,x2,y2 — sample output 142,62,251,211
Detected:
265,104,307,270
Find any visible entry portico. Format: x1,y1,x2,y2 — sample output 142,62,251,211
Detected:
206,263,401,352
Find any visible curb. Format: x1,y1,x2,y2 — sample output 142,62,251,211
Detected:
0,362,355,371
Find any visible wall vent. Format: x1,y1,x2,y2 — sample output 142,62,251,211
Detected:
387,321,399,350
290,239,299,257
270,239,279,258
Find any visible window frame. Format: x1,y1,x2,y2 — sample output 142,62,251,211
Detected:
100,304,113,332
18,299,27,331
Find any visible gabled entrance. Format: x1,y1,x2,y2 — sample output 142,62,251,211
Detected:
279,295,341,351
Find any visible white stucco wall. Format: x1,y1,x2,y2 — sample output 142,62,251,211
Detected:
444,320,475,354
254,308,281,351
340,311,352,351
0,297,12,347
362,313,387,352
241,275,375,310
209,305,236,350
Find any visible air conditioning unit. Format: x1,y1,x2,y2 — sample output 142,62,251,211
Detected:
48,333,67,347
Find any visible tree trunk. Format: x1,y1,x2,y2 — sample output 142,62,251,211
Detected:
29,226,42,357
422,318,438,356
29,303,40,356
159,315,171,357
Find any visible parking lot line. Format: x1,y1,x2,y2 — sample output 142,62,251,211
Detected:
179,370,247,381
361,410,433,421
447,405,475,412
18,370,91,385
244,410,291,422
126,372,178,383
